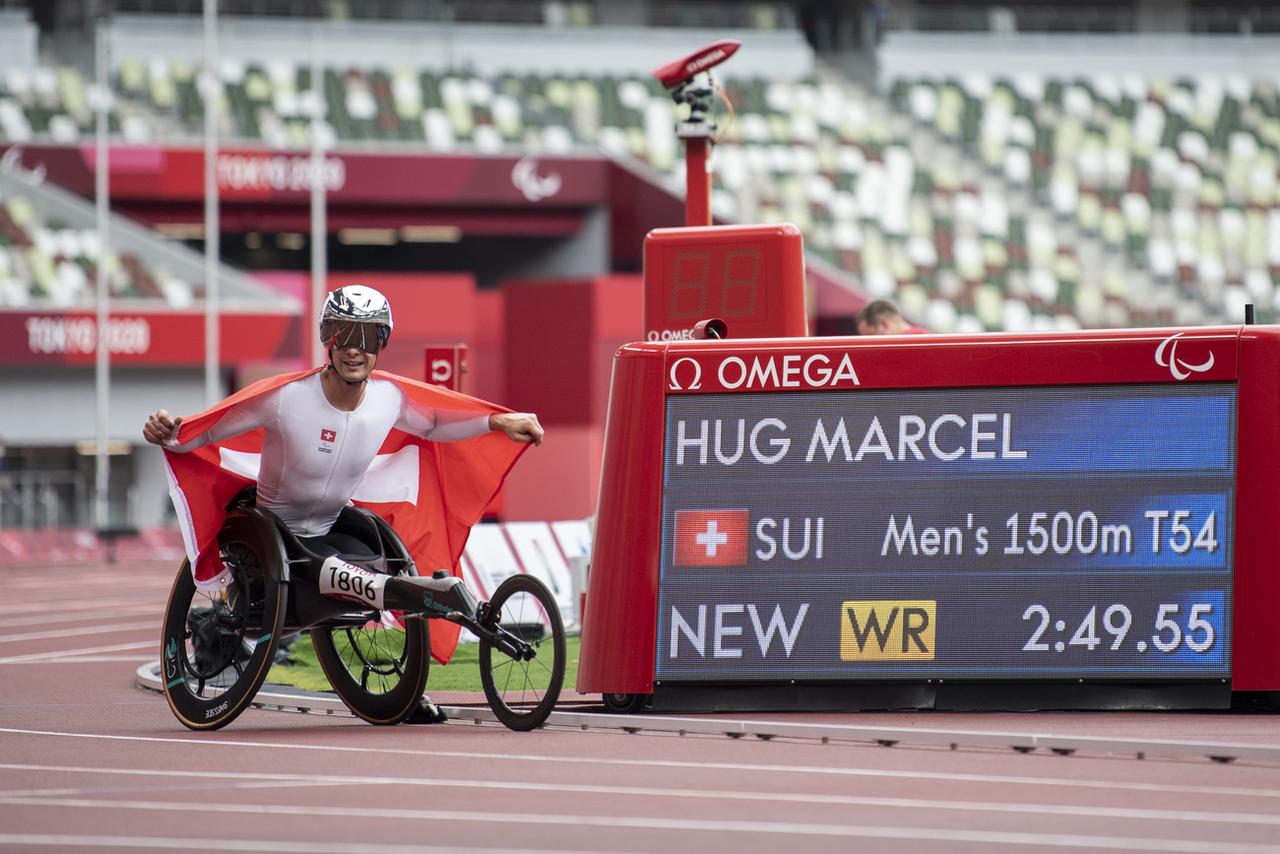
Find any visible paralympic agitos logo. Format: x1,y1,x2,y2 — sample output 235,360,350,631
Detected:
668,352,861,392
1155,333,1215,381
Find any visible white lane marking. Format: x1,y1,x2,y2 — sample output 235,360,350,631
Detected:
5,779,355,797
0,621,157,644
0,573,168,585
0,728,1276,802
0,580,170,597
0,796,1276,853
0,656,156,664
0,642,155,664
0,834,561,853
0,762,1276,827
0,606,154,628
0,600,156,618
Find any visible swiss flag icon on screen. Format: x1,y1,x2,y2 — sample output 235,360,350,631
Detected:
674,509,749,567
320,429,337,443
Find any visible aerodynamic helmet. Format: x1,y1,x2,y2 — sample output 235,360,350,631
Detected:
319,285,393,353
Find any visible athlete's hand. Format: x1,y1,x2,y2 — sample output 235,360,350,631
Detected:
143,409,183,446
489,412,544,446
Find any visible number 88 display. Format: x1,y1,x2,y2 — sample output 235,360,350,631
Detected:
668,248,761,320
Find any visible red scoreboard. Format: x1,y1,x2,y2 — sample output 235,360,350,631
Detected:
577,326,1280,712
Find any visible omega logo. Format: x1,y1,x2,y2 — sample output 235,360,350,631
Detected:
668,357,703,391
685,48,726,76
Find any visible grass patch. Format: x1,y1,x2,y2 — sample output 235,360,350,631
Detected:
268,629,580,694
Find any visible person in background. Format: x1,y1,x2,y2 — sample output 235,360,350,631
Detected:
855,299,928,335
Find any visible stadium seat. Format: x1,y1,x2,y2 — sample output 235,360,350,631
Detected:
10,56,1280,328
0,188,192,308
891,71,1280,327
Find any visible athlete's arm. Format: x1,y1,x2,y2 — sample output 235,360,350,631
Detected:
396,400,489,442
397,397,543,445
144,389,281,452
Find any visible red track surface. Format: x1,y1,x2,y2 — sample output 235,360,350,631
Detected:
2,561,1279,853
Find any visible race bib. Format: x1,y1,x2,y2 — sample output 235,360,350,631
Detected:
319,557,389,610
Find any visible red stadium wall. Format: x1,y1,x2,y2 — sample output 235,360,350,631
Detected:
500,275,643,520
502,274,643,424
470,290,506,405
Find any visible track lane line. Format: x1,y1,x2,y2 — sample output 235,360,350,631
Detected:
0,606,155,628
0,795,1276,853
1,656,158,664
0,642,156,664
0,762,1276,826
0,833,564,853
0,621,158,644
1,727,1277,801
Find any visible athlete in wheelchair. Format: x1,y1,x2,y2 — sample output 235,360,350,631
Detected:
147,285,564,731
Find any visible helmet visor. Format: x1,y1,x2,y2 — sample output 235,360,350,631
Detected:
322,320,389,354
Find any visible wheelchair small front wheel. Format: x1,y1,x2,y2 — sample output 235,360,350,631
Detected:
479,574,566,731
161,552,285,731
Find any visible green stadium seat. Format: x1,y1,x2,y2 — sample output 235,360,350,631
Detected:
14,53,1280,330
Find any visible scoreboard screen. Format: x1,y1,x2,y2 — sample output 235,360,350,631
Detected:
656,383,1236,681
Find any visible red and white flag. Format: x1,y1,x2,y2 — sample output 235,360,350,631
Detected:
162,367,528,664
673,509,749,567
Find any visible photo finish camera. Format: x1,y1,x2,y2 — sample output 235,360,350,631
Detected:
651,39,740,138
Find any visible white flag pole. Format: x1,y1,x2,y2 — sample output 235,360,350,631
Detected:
203,0,220,405
310,28,328,368
93,17,111,529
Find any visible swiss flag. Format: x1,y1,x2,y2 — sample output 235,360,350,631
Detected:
320,428,336,443
673,509,749,567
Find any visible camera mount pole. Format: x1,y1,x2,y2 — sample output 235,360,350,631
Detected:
673,73,717,227
652,40,740,228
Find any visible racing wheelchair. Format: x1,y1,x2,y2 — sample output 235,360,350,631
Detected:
161,488,565,732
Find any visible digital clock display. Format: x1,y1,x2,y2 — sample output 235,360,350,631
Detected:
643,224,807,341
655,383,1236,681
665,244,763,321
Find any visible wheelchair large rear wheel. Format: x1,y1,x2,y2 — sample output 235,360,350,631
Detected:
310,569,430,725
479,574,566,731
161,553,286,731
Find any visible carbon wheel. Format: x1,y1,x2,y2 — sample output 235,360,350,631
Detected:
479,574,566,731
311,568,430,726
161,547,285,731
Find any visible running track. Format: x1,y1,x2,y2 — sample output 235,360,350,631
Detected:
2,561,1279,853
